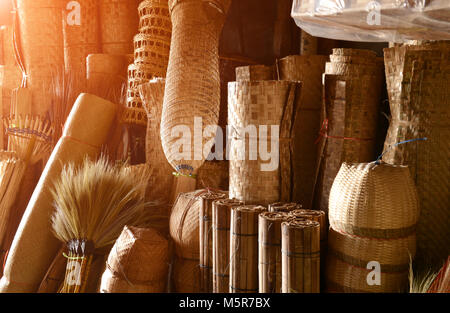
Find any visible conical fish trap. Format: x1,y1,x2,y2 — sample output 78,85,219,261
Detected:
138,0,172,40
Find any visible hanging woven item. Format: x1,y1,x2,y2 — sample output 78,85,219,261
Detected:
327,162,419,293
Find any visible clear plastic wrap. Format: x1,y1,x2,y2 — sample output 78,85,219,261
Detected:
291,0,450,42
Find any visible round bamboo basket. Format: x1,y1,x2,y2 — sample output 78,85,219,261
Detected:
173,256,200,292
99,0,140,54
100,226,169,293
138,0,172,40
161,0,232,175
235,64,274,82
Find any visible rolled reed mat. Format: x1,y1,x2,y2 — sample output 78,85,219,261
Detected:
99,0,140,54
100,226,169,293
212,198,244,293
313,73,382,213
37,245,67,293
138,0,172,40
140,79,174,209
326,227,416,293
173,256,200,292
0,93,117,292
161,0,232,175
196,160,229,191
199,191,227,292
288,209,326,241
235,64,275,82
228,81,301,205
16,0,64,115
281,219,320,293
258,211,290,293
383,43,450,264
268,202,300,213
229,205,267,293
63,0,100,79
86,54,128,93
277,55,327,208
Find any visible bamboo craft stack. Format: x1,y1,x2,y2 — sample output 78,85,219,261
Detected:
212,198,244,293
100,226,169,293
258,211,290,293
281,219,320,293
314,48,383,213
229,205,267,293
199,191,227,292
382,42,450,265
327,162,419,293
278,55,328,208
228,81,301,205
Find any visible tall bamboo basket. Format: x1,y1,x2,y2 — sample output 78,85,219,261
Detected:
278,55,327,208
99,0,140,54
327,162,419,292
63,0,100,80
281,219,320,293
86,54,128,94
235,64,275,82
100,226,169,293
212,198,244,293
199,191,227,292
133,33,170,75
139,0,172,39
160,0,232,176
229,205,267,293
258,211,290,293
228,81,301,205
382,42,450,265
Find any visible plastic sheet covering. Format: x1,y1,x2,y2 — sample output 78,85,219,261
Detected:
291,0,450,42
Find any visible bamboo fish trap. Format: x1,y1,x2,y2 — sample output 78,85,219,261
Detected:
229,205,267,293
281,219,320,293
212,198,244,293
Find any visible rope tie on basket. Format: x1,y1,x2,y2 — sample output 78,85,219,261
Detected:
62,252,86,261
375,137,428,164
314,118,375,145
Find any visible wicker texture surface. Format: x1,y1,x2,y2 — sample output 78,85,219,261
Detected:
235,64,274,82
173,256,200,292
196,160,229,191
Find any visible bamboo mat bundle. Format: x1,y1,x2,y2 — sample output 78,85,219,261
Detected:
327,162,419,292
258,211,290,293
382,42,450,265
235,64,275,82
196,160,229,191
277,55,327,208
0,93,117,293
199,191,227,292
314,48,383,214
212,198,244,293
229,205,267,293
86,54,128,95
228,81,301,205
100,226,169,293
268,202,300,213
99,0,140,54
281,219,321,293
63,0,100,80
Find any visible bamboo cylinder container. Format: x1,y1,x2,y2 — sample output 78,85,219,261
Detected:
212,198,244,293
281,219,320,293
229,205,267,293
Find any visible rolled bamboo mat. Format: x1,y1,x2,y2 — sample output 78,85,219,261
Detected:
278,55,327,208
235,64,275,81
0,93,117,292
228,81,301,205
86,54,128,94
382,42,450,265
63,0,100,80
99,0,140,54
100,226,169,293
229,205,267,293
16,0,64,116
173,256,200,292
196,160,229,191
199,191,227,292
258,211,290,293
281,219,320,293
161,0,231,175
212,198,243,293
268,202,300,213
37,245,66,293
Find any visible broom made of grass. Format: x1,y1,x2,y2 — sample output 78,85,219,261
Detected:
51,156,149,293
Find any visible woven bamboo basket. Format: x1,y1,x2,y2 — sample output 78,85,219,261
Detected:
228,80,301,205
268,202,300,213
258,211,290,293
138,0,172,40
229,205,267,293
133,33,170,75
278,55,327,208
127,63,157,108
86,54,128,93
161,0,232,175
63,0,100,80
196,160,229,191
173,256,200,292
235,64,275,82
281,219,320,293
383,42,450,265
100,226,169,293
199,191,227,292
99,0,140,54
212,198,244,293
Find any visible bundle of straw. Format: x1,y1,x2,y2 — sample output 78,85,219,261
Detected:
229,205,267,293
51,156,148,293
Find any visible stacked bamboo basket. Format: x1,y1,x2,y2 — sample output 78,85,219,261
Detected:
327,162,419,292
382,42,450,265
